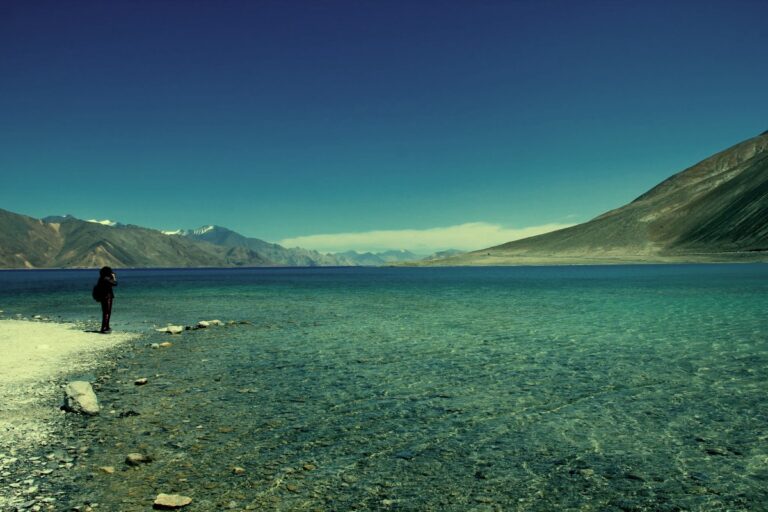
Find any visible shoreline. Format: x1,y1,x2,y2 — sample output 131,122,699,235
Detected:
0,319,140,509
1,254,767,272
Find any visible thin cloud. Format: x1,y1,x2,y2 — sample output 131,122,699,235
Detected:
279,222,573,254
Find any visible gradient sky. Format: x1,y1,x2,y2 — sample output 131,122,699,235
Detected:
1,0,767,252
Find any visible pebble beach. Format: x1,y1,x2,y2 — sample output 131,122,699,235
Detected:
0,318,138,510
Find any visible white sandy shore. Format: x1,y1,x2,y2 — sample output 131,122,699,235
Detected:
0,320,139,451
0,320,139,507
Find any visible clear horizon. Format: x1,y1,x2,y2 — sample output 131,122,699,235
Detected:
2,1,766,253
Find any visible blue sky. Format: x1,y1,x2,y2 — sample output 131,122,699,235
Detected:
1,0,766,252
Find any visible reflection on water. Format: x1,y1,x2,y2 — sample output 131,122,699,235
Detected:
1,265,767,510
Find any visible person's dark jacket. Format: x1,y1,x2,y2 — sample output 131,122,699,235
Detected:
95,273,117,300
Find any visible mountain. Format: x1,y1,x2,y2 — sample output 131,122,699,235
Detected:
170,225,430,266
338,249,422,266
0,211,273,268
168,225,354,266
335,251,387,266
422,249,467,261
429,131,768,265
1,209,63,268
377,249,422,263
0,211,423,268
43,215,125,228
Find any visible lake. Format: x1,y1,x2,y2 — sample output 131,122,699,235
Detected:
1,265,766,511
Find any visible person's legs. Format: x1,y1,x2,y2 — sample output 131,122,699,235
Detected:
100,297,113,332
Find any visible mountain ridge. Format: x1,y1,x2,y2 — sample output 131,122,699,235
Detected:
0,213,439,268
423,131,768,265
169,224,355,266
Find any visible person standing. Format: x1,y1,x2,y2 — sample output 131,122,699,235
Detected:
94,266,117,333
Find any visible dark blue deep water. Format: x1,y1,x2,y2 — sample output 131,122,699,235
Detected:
1,265,767,511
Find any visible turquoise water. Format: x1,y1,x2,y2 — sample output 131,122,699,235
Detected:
1,265,767,511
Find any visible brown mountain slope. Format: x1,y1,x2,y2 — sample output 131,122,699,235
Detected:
432,132,768,265
0,209,64,268
0,210,273,268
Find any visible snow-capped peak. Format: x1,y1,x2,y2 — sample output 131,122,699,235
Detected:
161,225,216,236
192,225,215,235
86,219,117,227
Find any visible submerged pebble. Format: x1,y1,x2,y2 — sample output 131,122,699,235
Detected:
153,493,192,509
125,453,152,466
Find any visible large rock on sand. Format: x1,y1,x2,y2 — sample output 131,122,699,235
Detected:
63,381,100,415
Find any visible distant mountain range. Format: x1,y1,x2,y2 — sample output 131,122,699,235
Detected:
0,212,457,268
336,249,423,266
163,224,353,266
8,131,761,269
161,225,437,265
430,130,768,265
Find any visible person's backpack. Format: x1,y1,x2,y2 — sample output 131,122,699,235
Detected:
92,284,103,302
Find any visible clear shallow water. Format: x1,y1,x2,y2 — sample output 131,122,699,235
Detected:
1,265,767,511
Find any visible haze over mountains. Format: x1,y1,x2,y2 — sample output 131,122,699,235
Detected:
165,224,429,266
430,130,768,265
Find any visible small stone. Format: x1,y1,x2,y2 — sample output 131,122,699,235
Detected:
233,466,246,474
134,378,149,386
196,321,210,328
209,319,223,326
99,466,115,474
285,483,299,493
159,342,173,348
302,463,317,471
150,343,161,349
153,493,192,509
125,453,152,466
156,325,184,335
394,450,415,460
